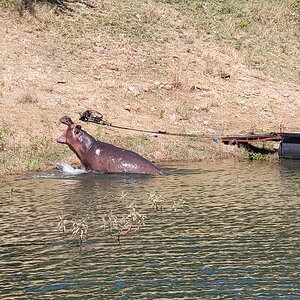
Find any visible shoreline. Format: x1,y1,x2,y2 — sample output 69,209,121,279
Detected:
0,138,278,177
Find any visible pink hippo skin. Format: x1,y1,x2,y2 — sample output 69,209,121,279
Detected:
56,116,162,175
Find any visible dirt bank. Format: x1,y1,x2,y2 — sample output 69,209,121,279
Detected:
0,1,299,174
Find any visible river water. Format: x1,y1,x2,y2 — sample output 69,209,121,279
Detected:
0,161,299,299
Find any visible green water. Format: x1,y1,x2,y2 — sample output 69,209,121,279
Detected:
0,161,299,299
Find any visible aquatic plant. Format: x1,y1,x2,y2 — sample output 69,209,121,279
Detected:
172,197,190,212
57,214,88,245
57,192,191,246
101,203,145,243
118,191,128,204
126,203,146,231
57,214,69,234
71,218,89,244
147,192,164,211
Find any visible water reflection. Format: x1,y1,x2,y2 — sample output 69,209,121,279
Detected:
0,161,299,299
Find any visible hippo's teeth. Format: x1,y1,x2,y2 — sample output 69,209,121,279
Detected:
95,149,101,156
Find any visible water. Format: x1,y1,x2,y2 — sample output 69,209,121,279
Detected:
0,161,299,299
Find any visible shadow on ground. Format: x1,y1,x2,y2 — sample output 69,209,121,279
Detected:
14,0,96,14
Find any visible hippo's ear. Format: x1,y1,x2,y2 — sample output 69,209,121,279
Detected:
60,116,74,126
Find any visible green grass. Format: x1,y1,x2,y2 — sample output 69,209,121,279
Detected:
0,0,13,9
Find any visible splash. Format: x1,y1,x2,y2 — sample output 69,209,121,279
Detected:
57,162,87,175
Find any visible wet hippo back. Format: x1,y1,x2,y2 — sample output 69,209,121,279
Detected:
83,141,162,175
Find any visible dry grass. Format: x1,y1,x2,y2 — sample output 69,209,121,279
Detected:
14,0,298,86
162,0,300,84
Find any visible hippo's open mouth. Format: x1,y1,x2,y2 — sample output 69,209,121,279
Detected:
56,133,67,144
56,116,70,144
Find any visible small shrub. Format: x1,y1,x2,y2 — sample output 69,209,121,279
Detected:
238,19,251,29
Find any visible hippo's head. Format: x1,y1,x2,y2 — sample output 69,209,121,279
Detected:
57,116,96,162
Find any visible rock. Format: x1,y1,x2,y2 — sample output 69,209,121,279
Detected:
163,84,173,90
104,64,119,71
128,86,142,96
282,92,290,97
124,104,131,111
196,92,213,100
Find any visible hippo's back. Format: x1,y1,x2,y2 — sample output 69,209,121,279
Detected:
83,141,161,175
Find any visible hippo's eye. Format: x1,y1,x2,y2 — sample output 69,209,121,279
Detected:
74,125,81,135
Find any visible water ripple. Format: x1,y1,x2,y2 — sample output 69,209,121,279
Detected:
0,161,299,299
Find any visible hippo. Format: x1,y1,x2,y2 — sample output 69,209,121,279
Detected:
56,116,162,175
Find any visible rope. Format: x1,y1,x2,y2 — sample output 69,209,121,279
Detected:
79,109,213,139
